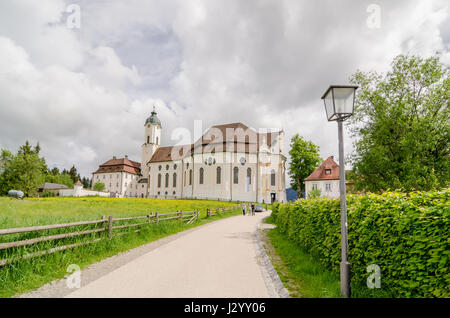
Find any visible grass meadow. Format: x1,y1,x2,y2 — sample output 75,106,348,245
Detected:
0,197,242,298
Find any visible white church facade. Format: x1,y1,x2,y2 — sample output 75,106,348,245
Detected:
93,109,287,203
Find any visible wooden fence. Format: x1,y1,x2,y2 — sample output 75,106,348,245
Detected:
206,205,240,217
0,210,199,267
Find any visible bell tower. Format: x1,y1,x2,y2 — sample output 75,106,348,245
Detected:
141,106,161,178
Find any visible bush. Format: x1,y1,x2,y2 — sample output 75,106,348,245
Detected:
271,189,450,297
93,182,105,192
40,190,56,197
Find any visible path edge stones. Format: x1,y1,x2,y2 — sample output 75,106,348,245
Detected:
253,215,290,299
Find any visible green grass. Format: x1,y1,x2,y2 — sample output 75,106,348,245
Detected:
0,197,242,298
263,217,394,298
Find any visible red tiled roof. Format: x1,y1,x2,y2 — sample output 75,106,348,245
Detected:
149,145,190,163
148,122,281,164
196,122,278,150
93,157,141,175
305,156,340,181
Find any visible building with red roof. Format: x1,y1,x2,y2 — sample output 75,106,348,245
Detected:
304,156,352,199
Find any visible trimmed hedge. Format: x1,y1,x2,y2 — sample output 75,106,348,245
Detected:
271,189,449,297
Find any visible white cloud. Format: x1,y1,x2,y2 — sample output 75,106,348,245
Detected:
0,0,448,183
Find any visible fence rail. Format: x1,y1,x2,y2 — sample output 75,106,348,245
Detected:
0,204,243,266
206,205,240,217
0,209,201,266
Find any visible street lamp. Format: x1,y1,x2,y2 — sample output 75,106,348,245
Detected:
321,85,358,298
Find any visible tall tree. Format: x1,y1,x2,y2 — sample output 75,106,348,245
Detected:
50,167,60,175
349,54,449,192
81,176,90,188
0,141,46,196
288,134,322,198
68,165,78,183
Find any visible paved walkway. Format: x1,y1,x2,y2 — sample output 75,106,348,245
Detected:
60,211,276,298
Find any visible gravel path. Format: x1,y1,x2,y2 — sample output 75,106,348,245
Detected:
19,211,288,298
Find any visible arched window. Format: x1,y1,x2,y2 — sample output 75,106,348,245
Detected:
247,167,251,184
147,136,150,144
156,137,159,145
271,169,276,186
216,167,221,184
157,174,161,188
199,168,204,184
189,169,192,185
184,171,186,186
165,173,169,187
173,173,177,187
233,167,239,184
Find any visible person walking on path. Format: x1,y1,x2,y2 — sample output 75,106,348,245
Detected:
251,203,255,216
242,204,246,216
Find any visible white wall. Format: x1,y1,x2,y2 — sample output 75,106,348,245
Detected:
305,179,340,199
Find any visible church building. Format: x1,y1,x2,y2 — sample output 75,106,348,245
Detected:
93,108,287,203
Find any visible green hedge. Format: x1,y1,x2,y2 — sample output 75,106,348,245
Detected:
271,189,449,297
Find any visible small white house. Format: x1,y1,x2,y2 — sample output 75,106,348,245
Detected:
305,156,351,199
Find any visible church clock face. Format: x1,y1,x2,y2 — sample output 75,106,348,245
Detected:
240,157,246,165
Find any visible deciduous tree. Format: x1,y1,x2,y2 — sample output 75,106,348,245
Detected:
349,54,449,192
288,134,322,198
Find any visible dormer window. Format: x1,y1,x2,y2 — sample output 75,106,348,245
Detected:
325,169,331,175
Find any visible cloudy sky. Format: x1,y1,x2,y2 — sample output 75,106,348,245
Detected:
0,0,449,182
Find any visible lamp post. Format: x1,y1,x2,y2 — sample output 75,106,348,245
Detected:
321,85,358,298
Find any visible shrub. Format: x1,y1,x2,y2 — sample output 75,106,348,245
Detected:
271,189,450,297
41,190,56,197
93,182,105,192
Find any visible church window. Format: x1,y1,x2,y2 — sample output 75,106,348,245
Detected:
199,168,204,184
247,168,251,184
156,137,159,145
271,170,276,186
165,173,169,187
158,174,161,188
173,173,177,187
216,167,221,184
189,169,192,185
166,165,169,170
233,167,239,184
147,136,150,144
159,165,162,171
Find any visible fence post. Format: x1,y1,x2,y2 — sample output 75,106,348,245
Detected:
207,208,210,217
155,212,159,223
101,215,106,230
107,216,113,239
180,210,183,221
